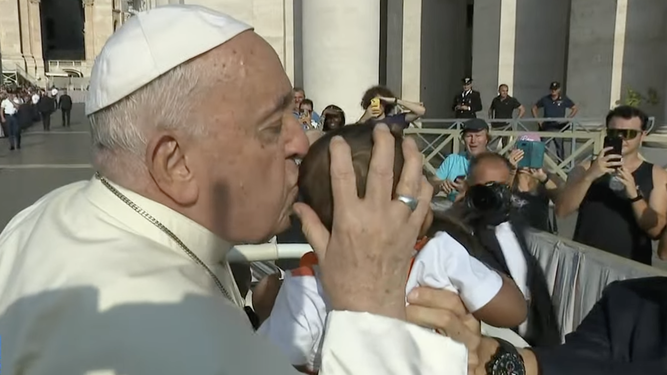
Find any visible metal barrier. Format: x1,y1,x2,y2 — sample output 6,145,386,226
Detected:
405,117,667,180
229,232,667,338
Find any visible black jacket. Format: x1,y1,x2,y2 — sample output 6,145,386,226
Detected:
452,90,482,118
532,277,667,375
58,94,73,110
37,96,56,114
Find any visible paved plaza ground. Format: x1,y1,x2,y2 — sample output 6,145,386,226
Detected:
0,104,664,269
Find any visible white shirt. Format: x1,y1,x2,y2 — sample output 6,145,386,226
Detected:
1,97,21,115
31,94,40,105
494,221,530,335
0,177,467,375
259,231,501,372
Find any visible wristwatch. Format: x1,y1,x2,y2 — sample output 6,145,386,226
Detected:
486,338,526,375
629,190,643,202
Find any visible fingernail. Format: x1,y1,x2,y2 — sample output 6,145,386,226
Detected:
331,135,344,144
375,123,389,131
407,289,418,302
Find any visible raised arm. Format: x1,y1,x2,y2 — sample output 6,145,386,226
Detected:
554,148,621,217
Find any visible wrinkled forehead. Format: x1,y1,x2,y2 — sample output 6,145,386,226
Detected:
202,32,293,131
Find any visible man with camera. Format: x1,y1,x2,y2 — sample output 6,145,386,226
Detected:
555,106,667,265
451,152,560,347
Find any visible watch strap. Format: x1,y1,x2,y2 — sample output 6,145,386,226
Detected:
629,191,643,202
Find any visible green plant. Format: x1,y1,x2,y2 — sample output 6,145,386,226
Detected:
616,87,660,107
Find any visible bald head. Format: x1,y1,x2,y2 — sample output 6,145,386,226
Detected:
467,152,513,186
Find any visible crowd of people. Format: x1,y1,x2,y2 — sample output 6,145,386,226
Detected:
0,4,665,375
0,84,73,150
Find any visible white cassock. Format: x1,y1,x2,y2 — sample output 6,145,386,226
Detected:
0,177,468,375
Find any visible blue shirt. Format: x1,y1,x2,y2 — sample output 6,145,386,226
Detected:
535,95,574,123
435,153,471,201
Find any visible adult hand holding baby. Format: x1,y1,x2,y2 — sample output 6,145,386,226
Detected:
294,123,432,320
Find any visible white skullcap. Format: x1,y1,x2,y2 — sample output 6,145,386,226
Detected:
85,5,253,116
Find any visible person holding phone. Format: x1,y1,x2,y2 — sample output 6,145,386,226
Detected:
508,134,563,232
432,118,490,202
357,85,426,132
555,106,667,265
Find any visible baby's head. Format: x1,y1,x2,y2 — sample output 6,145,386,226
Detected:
298,123,432,235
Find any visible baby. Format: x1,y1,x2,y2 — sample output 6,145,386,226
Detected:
258,123,527,373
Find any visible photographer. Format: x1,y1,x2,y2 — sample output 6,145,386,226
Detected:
357,85,426,132
555,106,667,265
448,152,560,347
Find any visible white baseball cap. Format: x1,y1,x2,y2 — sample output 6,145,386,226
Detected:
85,5,253,116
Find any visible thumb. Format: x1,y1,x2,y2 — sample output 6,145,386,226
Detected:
293,202,330,259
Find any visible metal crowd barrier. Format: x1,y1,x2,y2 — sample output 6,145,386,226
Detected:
228,231,667,338
405,117,666,180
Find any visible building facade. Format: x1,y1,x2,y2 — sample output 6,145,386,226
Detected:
1,0,666,121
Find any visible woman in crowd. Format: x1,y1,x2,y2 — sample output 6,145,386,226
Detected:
358,85,426,131
509,134,563,233
320,104,345,131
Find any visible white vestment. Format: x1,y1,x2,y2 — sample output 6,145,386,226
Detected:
0,177,468,375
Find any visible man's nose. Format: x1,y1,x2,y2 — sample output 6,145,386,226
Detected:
285,117,309,158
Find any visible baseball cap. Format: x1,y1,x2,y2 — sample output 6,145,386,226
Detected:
462,118,489,132
85,5,253,116
549,81,561,90
462,77,473,85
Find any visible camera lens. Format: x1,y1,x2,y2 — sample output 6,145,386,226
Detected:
468,184,500,212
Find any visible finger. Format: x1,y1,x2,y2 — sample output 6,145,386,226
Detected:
394,136,425,208
293,202,330,258
407,176,434,230
599,147,613,156
406,305,481,350
329,136,359,215
407,287,468,316
365,124,397,206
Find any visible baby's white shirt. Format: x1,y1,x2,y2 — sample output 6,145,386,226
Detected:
257,231,503,371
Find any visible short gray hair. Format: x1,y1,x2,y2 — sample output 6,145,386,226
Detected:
88,57,211,175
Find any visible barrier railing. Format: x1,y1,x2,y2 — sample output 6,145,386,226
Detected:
228,230,667,339
405,117,667,180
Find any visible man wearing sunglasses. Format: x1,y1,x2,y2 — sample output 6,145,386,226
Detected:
555,105,667,265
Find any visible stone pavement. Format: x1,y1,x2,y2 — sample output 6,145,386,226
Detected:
0,104,93,229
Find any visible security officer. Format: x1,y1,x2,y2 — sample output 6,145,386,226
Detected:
452,77,482,119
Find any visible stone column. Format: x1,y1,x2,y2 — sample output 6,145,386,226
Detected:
301,0,380,120
472,0,570,121
84,0,96,62
565,0,619,118
0,0,24,69
17,0,36,74
401,0,422,102
28,0,45,81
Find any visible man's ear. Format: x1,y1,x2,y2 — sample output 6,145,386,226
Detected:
146,134,199,205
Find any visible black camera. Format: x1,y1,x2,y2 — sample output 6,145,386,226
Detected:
465,182,512,214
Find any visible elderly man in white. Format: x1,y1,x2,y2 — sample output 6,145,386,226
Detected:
0,5,485,375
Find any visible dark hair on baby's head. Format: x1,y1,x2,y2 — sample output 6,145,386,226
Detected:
298,123,404,230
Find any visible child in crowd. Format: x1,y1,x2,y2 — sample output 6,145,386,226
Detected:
257,123,527,374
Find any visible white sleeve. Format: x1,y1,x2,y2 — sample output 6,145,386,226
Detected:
321,312,468,375
257,270,328,369
409,231,503,313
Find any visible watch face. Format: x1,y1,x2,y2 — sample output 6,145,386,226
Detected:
490,352,525,375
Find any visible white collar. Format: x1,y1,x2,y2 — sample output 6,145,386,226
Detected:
83,177,233,266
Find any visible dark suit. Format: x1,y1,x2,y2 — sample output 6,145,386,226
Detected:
58,94,73,127
533,277,667,375
452,90,482,119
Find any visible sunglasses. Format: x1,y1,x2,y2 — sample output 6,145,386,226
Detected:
607,129,641,140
